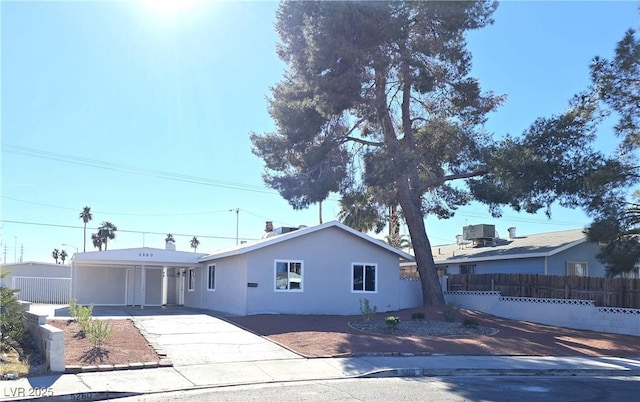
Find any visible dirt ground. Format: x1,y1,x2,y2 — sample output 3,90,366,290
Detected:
47,319,159,366
227,306,640,358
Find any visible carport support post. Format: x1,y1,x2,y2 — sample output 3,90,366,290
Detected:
162,266,168,306
140,265,146,309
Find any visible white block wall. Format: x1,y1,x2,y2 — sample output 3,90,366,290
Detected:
22,311,65,372
445,291,640,336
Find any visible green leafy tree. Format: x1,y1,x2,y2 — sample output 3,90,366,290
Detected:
581,27,640,275
52,248,60,264
79,206,92,252
97,221,117,250
190,236,200,252
251,2,626,305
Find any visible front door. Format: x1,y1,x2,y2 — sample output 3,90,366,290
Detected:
126,269,142,306
176,268,185,305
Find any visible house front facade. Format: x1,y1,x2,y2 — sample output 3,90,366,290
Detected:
71,221,418,315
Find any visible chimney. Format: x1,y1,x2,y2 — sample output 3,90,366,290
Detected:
508,227,516,239
265,221,274,233
165,239,176,251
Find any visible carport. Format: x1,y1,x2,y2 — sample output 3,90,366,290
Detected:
71,247,207,308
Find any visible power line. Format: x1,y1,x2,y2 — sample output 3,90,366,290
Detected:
0,219,257,242
1,196,232,217
2,143,277,195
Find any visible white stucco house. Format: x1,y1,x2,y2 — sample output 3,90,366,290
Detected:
71,221,420,315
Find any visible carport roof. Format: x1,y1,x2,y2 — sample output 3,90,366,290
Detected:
73,247,206,266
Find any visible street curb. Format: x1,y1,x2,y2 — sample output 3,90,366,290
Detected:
359,367,640,378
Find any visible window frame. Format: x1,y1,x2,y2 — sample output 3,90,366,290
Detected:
207,264,216,291
567,261,588,277
274,259,304,292
459,264,476,275
187,268,195,291
351,262,377,293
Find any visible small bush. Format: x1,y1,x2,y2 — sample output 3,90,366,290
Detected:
385,316,400,331
77,304,94,333
0,285,27,355
411,312,425,320
462,318,479,328
69,299,80,321
443,304,458,322
359,298,377,322
85,319,113,349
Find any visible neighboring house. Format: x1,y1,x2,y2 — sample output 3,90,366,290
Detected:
71,221,418,315
1,261,71,303
402,225,613,278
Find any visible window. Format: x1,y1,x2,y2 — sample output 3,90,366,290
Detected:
567,262,588,276
275,260,303,291
459,264,476,275
207,265,216,291
352,263,376,293
188,268,195,291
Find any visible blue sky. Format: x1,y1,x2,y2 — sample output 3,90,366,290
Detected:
1,1,638,264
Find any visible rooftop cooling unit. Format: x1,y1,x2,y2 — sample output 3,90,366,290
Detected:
462,224,496,242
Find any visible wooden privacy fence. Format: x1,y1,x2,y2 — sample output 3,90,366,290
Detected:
11,276,71,304
447,273,640,309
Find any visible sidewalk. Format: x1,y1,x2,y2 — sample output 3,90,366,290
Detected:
3,355,640,401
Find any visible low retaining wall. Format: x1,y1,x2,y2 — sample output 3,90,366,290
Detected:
445,291,640,336
22,309,64,372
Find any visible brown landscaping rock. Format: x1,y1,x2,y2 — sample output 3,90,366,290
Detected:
226,306,640,358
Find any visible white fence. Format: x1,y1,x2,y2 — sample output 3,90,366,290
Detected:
12,276,71,304
445,290,640,336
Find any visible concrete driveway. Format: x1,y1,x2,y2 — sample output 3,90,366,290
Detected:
33,304,303,367
133,311,302,366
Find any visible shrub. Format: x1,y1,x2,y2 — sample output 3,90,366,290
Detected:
385,316,400,331
77,304,94,333
462,318,479,328
411,312,425,320
68,299,80,321
0,283,27,355
359,298,377,322
443,304,458,322
85,319,113,349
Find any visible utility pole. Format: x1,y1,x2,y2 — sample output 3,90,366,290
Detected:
14,236,17,263
230,208,239,245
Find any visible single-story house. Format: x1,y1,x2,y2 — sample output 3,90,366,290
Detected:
402,225,620,278
71,221,419,315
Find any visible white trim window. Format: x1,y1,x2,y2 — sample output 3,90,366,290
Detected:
567,261,588,276
275,260,303,291
352,263,377,293
207,264,216,291
188,268,195,291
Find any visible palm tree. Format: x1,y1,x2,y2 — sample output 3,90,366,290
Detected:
78,206,92,252
337,190,386,233
165,233,175,243
60,250,68,264
190,236,200,252
52,248,60,264
98,221,117,250
91,233,104,251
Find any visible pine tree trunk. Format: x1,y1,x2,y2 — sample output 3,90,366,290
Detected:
397,181,445,306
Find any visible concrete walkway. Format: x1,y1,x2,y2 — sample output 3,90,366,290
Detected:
3,306,640,401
